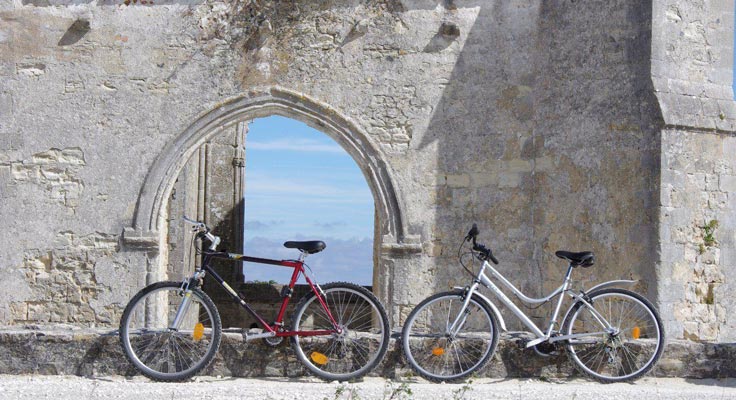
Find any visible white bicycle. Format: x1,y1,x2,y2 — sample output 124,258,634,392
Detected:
401,224,664,383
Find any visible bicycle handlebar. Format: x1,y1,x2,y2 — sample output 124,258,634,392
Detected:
465,223,499,265
182,216,221,251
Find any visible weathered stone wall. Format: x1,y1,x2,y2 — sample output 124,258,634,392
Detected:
652,0,736,342
0,0,734,350
659,131,736,342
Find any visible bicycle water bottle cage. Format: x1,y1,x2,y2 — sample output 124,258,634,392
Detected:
555,250,595,267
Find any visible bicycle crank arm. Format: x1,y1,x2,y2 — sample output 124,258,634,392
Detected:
525,337,549,348
549,331,607,343
244,331,277,341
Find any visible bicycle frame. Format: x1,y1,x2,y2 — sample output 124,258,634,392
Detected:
176,250,341,341
457,260,619,348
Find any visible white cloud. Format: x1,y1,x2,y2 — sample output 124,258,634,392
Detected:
248,139,345,153
246,175,373,203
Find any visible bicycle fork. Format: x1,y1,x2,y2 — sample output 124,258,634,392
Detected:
169,290,193,331
447,282,482,337
168,271,205,331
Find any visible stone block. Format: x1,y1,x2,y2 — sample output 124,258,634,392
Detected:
669,79,702,97
718,99,736,120
723,138,736,160
715,117,736,132
661,169,685,188
705,174,720,191
660,185,673,207
720,175,736,192
444,174,469,188
470,172,497,187
704,83,733,100
689,172,707,190
498,172,521,188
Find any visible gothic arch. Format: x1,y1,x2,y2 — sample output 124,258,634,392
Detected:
124,87,411,262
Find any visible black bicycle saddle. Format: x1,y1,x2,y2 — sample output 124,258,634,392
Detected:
284,240,326,254
555,250,594,267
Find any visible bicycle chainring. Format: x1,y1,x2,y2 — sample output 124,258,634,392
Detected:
532,341,560,357
263,336,284,347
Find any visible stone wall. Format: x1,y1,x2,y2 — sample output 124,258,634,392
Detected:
652,0,736,342
0,0,734,350
659,130,736,342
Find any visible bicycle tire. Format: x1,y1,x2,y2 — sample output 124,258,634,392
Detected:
290,282,390,381
119,281,222,381
562,288,664,383
401,290,499,382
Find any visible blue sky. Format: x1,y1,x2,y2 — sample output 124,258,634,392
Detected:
241,116,375,285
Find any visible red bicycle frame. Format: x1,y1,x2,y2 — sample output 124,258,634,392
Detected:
197,251,341,337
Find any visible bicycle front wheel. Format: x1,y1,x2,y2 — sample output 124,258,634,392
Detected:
563,288,664,383
401,291,499,382
119,281,222,381
290,282,390,381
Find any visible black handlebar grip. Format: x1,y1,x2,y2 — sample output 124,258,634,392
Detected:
488,251,499,265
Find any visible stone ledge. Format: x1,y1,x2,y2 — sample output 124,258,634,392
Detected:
121,228,159,250
0,328,734,379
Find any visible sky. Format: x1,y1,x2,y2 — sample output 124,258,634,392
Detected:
241,116,375,285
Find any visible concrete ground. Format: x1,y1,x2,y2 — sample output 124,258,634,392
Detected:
0,375,734,400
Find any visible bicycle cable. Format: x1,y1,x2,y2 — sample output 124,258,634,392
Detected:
457,239,477,277
191,232,202,256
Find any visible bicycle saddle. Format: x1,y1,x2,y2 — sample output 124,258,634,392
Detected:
555,250,594,267
284,240,326,254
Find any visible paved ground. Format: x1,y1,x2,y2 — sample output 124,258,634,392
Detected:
0,375,735,400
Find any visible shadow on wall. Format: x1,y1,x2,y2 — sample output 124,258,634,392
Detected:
414,0,662,327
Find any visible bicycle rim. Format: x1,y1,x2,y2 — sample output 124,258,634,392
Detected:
291,283,389,381
120,283,220,381
565,289,663,382
402,293,497,382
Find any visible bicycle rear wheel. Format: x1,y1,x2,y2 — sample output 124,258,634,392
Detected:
290,282,390,381
401,291,498,382
119,281,222,381
563,288,664,383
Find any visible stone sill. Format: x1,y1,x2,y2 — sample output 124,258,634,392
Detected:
0,328,734,379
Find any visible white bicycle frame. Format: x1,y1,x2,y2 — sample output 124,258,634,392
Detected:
453,259,636,348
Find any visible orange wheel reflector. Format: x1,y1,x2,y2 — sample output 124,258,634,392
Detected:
311,352,329,365
632,326,641,339
193,322,205,341
432,347,445,356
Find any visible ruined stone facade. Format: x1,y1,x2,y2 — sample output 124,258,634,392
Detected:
1,0,735,351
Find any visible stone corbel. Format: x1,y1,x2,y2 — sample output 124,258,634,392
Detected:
122,227,159,250
381,234,422,256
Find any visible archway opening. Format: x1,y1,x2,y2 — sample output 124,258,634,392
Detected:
164,115,377,328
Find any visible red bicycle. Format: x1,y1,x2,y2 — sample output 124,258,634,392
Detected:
119,217,390,381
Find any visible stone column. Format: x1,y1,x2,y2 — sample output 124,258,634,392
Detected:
166,121,248,328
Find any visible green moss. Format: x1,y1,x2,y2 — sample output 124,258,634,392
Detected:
702,219,719,247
